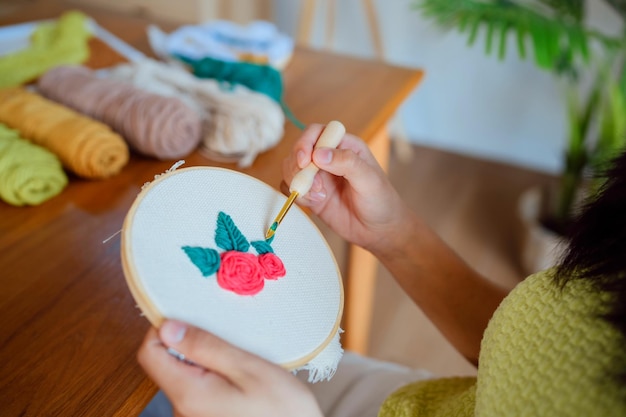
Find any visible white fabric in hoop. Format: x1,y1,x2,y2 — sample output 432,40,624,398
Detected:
122,166,343,381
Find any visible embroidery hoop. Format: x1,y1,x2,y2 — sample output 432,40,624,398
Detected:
121,166,344,372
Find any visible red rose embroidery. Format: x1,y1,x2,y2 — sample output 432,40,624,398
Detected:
217,251,264,295
258,253,286,280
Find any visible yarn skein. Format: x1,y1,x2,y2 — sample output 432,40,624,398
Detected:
0,11,91,88
0,88,129,179
177,55,283,102
175,55,305,130
37,66,203,160
0,124,68,206
106,59,285,167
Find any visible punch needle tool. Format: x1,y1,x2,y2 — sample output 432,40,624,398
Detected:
265,120,346,241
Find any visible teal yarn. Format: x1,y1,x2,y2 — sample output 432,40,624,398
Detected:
215,210,250,252
175,55,306,130
177,55,283,101
181,246,220,277
250,240,274,254
181,211,285,296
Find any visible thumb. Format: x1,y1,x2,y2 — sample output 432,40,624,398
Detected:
160,320,276,387
313,147,385,193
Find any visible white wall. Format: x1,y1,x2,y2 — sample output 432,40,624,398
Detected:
273,0,622,174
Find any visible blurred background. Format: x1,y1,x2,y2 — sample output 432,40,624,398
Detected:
18,0,615,174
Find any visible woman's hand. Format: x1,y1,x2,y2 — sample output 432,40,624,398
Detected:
283,124,510,365
282,123,416,254
137,320,323,417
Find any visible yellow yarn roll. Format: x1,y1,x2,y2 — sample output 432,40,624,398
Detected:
0,11,92,88
0,124,68,206
0,88,129,179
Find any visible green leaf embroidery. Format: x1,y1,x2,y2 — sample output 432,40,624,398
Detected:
214,211,250,252
182,246,220,276
251,240,274,254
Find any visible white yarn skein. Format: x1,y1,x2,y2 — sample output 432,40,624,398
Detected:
106,59,285,167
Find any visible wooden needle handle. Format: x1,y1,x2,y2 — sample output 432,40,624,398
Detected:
289,120,346,195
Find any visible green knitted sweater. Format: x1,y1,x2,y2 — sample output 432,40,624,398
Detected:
379,270,626,416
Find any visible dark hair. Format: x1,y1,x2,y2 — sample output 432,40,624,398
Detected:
555,149,626,383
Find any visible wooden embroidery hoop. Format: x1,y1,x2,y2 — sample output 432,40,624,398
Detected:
121,166,344,370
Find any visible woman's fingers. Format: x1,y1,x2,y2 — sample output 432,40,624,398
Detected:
312,146,386,197
292,124,326,168
157,321,282,389
138,321,323,417
137,327,234,410
284,126,381,199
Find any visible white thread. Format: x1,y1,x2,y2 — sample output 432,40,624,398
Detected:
102,229,122,244
142,160,185,189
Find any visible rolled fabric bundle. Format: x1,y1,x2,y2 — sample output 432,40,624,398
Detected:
0,88,129,179
147,21,294,70
0,11,91,88
106,58,285,167
37,65,202,160
0,124,68,206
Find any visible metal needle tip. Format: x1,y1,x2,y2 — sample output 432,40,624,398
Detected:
265,222,278,241
265,191,299,241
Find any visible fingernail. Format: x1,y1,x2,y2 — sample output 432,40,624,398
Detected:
315,148,332,165
161,320,186,344
308,189,326,202
311,175,322,192
297,150,307,168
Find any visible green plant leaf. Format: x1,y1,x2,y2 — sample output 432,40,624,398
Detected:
182,246,220,277
414,0,616,71
485,20,495,55
611,86,626,144
579,74,603,143
414,0,625,226
498,22,508,60
538,0,583,21
251,240,274,254
569,26,589,63
458,13,469,32
467,17,481,46
594,79,626,169
619,58,626,99
214,211,250,252
546,24,561,66
565,86,584,153
529,18,549,67
516,25,527,59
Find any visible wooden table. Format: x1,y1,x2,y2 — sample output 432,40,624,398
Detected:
0,2,423,416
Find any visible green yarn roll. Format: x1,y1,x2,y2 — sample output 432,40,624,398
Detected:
0,10,91,88
0,124,68,206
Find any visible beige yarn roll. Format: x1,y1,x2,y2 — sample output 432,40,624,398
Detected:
0,88,129,179
105,58,285,167
37,66,203,160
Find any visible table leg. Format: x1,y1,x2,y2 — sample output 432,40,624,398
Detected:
343,124,390,354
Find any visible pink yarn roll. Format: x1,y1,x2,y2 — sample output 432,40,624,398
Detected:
37,66,202,160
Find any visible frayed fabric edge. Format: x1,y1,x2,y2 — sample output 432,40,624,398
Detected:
294,328,344,383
